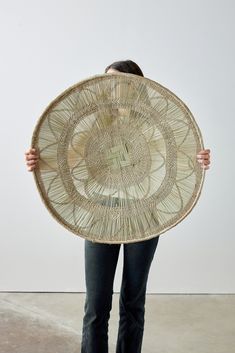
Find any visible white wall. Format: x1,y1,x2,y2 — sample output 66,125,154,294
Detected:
0,0,234,293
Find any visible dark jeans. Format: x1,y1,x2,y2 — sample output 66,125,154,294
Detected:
81,235,160,353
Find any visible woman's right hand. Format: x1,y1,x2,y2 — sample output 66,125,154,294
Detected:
25,147,39,172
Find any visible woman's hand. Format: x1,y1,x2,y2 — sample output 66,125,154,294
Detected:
196,149,211,170
24,147,39,172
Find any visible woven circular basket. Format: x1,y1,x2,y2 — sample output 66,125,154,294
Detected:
31,73,205,244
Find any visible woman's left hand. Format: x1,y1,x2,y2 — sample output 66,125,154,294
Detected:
196,149,211,170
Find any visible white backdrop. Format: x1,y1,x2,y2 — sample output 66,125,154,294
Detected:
0,0,234,293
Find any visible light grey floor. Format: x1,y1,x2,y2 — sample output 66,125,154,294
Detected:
0,293,234,353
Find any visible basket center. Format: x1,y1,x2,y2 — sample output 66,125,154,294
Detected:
105,143,131,170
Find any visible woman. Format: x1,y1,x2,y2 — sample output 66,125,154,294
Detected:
24,60,211,353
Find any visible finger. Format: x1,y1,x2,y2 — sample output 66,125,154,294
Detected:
197,149,210,154
201,160,211,165
27,160,38,166
197,155,210,161
25,152,38,158
197,152,210,156
197,158,211,164
25,152,39,158
25,157,38,163
25,154,39,161
25,148,37,155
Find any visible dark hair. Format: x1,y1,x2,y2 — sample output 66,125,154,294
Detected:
105,60,144,77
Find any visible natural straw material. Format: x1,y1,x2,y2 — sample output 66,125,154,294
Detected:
31,73,205,244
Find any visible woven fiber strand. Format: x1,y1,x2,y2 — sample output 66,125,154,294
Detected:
31,73,205,244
